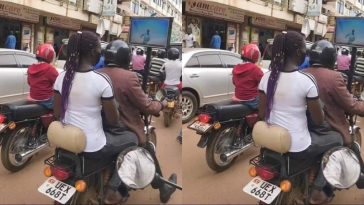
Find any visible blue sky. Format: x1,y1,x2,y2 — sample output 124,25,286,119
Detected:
130,18,170,47
336,18,364,46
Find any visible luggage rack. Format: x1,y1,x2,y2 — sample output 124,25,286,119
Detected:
249,154,281,171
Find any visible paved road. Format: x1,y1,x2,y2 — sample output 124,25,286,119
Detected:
0,116,182,204
183,118,364,204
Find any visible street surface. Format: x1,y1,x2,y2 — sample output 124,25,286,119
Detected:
183,118,364,204
0,115,182,204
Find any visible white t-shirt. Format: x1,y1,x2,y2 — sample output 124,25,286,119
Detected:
54,70,114,152
258,70,319,152
162,59,182,85
184,34,195,48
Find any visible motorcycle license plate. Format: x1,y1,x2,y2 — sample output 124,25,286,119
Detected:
188,121,212,133
167,101,175,108
38,177,76,204
243,177,281,204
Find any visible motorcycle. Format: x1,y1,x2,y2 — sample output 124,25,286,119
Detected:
161,86,180,127
0,100,53,172
243,116,363,205
188,100,258,172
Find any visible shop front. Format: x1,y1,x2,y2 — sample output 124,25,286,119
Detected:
183,0,244,50
0,1,39,52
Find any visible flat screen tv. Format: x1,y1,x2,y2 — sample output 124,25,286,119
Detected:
129,17,173,48
335,17,364,47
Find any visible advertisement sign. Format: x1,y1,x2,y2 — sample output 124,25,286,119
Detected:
186,0,245,23
307,0,322,17
47,16,81,30
102,0,117,16
0,2,39,23
335,17,364,47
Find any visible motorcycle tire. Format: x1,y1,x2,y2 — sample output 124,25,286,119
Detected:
206,126,237,172
163,111,172,127
1,125,32,172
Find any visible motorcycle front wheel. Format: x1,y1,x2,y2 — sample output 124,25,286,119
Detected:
206,126,237,172
1,124,32,172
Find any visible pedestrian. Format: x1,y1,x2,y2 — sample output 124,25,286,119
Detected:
183,28,196,48
210,31,221,49
5,31,16,49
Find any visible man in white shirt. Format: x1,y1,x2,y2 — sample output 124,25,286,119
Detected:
183,28,196,48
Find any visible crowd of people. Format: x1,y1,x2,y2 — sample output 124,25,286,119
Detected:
24,30,182,204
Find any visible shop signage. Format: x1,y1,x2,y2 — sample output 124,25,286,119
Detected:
318,14,328,24
0,2,39,23
288,0,307,14
47,16,81,30
307,0,322,17
252,17,286,30
113,14,123,24
185,0,245,23
102,0,117,16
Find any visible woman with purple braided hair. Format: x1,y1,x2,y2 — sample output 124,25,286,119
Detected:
257,31,342,204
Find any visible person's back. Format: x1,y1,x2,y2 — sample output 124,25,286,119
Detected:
132,49,146,71
337,53,351,71
150,49,167,80
163,48,182,88
28,44,58,109
210,32,221,49
5,32,16,49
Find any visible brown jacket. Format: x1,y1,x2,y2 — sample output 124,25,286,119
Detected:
99,67,162,144
305,67,364,145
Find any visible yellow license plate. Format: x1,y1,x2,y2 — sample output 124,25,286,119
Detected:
167,101,175,108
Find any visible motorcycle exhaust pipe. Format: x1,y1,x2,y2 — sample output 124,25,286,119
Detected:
220,143,253,162
15,142,49,162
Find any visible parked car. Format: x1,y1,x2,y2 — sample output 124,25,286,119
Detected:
182,48,268,123
0,49,63,103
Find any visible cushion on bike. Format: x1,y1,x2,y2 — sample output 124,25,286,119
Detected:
164,86,180,97
253,121,291,154
2,100,49,121
47,121,86,154
203,100,253,121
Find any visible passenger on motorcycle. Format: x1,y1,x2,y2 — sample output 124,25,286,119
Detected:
232,43,263,109
305,40,364,146
161,48,182,91
258,31,343,204
99,40,177,204
52,31,136,203
27,43,58,109
149,49,167,81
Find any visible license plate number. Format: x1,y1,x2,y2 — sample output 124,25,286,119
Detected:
167,101,175,108
38,177,76,204
243,177,281,204
0,124,6,132
188,121,212,133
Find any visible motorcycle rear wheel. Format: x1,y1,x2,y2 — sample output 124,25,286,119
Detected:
206,126,237,172
1,125,32,172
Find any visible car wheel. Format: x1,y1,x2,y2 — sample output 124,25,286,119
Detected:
182,91,197,124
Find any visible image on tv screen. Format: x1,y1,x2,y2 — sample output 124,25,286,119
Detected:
129,17,172,48
335,17,364,47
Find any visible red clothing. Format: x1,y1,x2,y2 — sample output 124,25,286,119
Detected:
232,62,263,100
27,63,58,100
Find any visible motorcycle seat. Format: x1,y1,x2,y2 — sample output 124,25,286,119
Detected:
1,100,49,121
204,100,254,121
164,86,180,97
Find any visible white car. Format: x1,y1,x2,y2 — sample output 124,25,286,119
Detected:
182,48,268,123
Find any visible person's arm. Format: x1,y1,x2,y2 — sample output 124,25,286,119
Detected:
127,73,163,115
332,73,364,116
101,99,119,125
306,82,324,125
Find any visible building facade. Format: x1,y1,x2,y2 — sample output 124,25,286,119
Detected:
118,0,183,42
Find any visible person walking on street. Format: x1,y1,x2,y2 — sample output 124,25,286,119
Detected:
183,28,196,48
210,31,221,49
5,31,16,49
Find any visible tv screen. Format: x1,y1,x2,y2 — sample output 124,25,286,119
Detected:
129,17,173,48
335,17,364,47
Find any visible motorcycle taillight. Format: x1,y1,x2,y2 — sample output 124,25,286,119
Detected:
256,166,276,181
198,114,211,123
51,166,71,181
0,114,6,124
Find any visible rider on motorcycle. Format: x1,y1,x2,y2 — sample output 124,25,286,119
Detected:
99,40,177,204
305,40,364,146
161,48,182,91
150,49,167,80
258,31,343,204
232,43,263,109
27,43,58,109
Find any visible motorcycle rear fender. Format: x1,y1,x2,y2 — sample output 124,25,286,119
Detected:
197,133,211,148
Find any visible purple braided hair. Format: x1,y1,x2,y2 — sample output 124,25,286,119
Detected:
265,31,305,121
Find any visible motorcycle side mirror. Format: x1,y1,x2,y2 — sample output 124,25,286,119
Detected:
155,89,166,102
322,146,361,189
116,147,156,189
